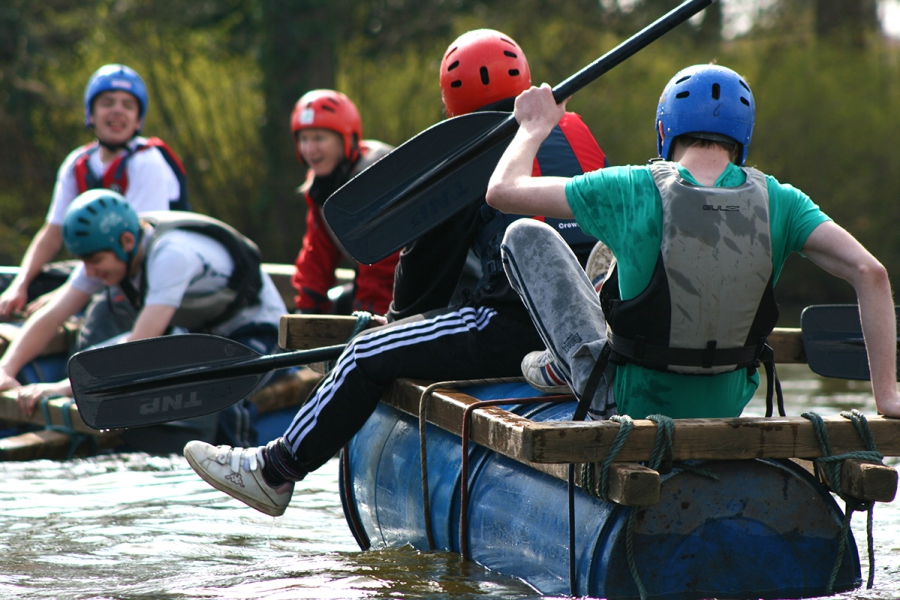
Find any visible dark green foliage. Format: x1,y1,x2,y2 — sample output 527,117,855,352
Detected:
0,0,895,309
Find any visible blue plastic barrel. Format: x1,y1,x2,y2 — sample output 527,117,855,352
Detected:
341,383,861,599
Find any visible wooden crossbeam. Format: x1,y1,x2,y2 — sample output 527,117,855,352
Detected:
388,379,900,463
281,320,808,364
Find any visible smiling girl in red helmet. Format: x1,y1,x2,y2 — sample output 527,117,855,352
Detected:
289,90,400,315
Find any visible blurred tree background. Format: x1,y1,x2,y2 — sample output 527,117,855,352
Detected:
1,0,898,320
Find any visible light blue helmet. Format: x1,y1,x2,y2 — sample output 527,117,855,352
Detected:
83,64,148,131
656,64,755,165
62,189,141,262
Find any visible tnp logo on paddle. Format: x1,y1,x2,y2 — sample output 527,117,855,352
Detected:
140,393,202,415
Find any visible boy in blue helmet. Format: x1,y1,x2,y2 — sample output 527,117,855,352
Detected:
486,64,900,419
0,190,286,446
0,64,188,319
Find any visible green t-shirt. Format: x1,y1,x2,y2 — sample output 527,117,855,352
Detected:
566,162,830,418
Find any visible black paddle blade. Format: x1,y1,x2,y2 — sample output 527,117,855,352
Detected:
801,304,900,381
324,111,514,264
70,335,265,430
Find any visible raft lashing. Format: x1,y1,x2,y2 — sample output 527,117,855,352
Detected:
340,382,862,599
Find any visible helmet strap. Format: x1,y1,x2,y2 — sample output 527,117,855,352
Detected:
123,226,145,278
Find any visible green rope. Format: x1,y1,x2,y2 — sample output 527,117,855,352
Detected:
801,409,881,592
40,396,96,459
580,414,633,501
578,413,720,600
622,414,677,600
324,311,373,373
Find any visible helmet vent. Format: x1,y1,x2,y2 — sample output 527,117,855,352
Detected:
77,217,91,225
676,75,691,84
711,83,721,100
675,91,690,99
740,96,750,106
450,80,462,88
75,231,89,238
321,105,337,113
739,80,751,92
480,66,490,85
447,60,460,72
504,51,517,58
509,69,520,76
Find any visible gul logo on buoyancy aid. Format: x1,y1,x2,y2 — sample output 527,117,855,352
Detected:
474,123,599,288
132,211,263,331
73,138,191,211
600,161,779,375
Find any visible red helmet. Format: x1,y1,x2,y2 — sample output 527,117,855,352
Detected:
440,29,531,118
290,90,363,164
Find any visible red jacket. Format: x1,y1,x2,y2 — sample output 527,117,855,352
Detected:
292,141,400,315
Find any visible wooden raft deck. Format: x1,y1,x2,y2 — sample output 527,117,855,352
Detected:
280,316,898,505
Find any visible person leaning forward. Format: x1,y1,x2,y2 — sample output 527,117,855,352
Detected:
0,190,287,446
485,64,900,420
0,64,188,319
181,28,610,518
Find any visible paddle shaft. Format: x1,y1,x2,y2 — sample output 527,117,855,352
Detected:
83,343,346,395
553,0,716,102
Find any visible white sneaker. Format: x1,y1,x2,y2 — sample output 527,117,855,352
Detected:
184,441,294,517
586,241,614,292
522,349,571,394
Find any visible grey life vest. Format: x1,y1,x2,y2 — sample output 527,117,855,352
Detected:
126,211,263,331
600,161,780,375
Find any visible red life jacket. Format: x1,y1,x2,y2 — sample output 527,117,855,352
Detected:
72,137,190,211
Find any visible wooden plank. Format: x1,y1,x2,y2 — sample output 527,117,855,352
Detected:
0,392,108,434
387,379,900,463
0,429,122,461
279,314,378,351
840,460,897,503
768,327,805,363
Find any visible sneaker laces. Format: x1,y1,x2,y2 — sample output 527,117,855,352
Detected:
214,445,266,473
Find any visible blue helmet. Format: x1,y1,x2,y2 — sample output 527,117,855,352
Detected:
83,64,148,130
656,65,755,165
62,189,141,262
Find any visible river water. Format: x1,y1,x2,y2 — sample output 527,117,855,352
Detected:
1,364,899,600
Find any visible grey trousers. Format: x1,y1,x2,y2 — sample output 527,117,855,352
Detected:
501,219,617,420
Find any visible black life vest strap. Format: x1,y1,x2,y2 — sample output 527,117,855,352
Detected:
572,344,612,422
761,343,786,417
607,330,766,370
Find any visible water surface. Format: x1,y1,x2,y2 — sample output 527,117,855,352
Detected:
1,364,898,599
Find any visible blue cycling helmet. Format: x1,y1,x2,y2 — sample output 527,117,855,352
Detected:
62,189,141,262
656,64,755,165
83,64,148,131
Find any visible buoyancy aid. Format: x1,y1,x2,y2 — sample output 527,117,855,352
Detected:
474,121,601,291
73,138,191,211
600,161,780,375
124,211,263,331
